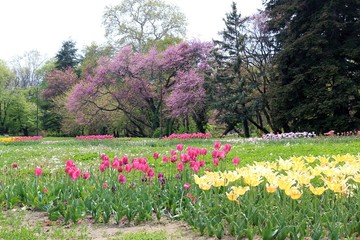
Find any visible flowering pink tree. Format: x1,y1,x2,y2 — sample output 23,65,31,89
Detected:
67,41,212,137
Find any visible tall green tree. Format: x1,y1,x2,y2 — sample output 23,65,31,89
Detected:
0,61,16,135
209,2,257,137
266,0,360,132
55,40,80,70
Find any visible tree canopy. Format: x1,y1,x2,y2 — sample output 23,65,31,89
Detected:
67,41,212,137
266,0,360,132
102,0,187,52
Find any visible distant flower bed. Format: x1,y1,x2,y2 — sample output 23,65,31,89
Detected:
0,136,43,143
262,131,316,140
163,132,212,140
75,135,114,140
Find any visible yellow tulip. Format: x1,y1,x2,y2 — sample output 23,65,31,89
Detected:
213,178,227,187
243,174,262,186
278,176,293,190
309,185,326,195
226,191,239,203
266,183,278,193
297,173,312,185
304,156,316,163
231,186,250,196
285,187,302,200
353,174,360,183
199,183,211,191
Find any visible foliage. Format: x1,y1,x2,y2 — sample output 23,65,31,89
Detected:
55,40,80,71
265,0,360,133
102,0,187,52
209,2,256,137
9,50,46,88
78,42,114,78
67,41,212,137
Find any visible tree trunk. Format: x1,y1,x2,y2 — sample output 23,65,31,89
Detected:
243,118,250,138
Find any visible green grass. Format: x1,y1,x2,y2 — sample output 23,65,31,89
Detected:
1,136,359,169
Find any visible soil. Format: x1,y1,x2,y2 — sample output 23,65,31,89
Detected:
22,210,238,239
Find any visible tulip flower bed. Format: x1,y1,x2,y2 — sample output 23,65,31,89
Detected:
75,134,114,140
1,137,360,239
162,132,212,140
0,136,43,143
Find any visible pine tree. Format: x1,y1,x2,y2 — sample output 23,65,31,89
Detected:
55,40,80,70
210,2,256,137
266,0,360,132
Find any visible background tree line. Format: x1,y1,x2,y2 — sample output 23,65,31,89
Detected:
0,0,359,137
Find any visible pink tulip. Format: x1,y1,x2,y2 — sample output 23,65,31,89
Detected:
125,164,132,172
214,142,221,150
147,168,155,178
232,157,240,165
103,182,108,188
118,174,126,184
71,168,81,181
34,167,43,176
223,144,232,153
153,152,159,159
184,182,191,190
122,156,129,164
176,144,184,151
101,153,109,161
112,159,120,169
176,161,184,172
83,172,90,179
162,156,169,163
171,155,178,163
213,158,219,166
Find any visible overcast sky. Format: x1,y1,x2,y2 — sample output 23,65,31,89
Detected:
0,0,263,62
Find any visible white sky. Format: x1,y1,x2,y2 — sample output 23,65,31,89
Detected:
0,0,263,62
